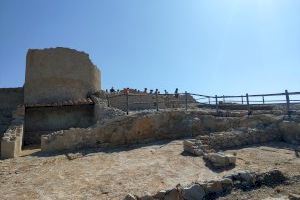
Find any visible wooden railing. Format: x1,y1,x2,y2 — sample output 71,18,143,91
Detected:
105,90,300,115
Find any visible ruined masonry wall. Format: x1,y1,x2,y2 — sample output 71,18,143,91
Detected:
108,94,196,111
24,104,95,146
41,110,294,153
0,88,24,137
24,47,101,104
1,106,24,159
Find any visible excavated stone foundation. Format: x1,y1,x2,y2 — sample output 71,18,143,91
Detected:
41,109,300,153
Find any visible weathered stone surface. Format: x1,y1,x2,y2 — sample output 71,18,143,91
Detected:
220,178,233,192
24,104,95,146
289,193,300,200
24,47,101,104
91,94,126,123
1,106,24,159
0,88,23,144
204,152,236,168
206,180,223,194
41,110,296,153
183,140,204,156
152,190,166,199
164,188,183,200
195,127,282,152
279,121,300,144
133,169,287,200
124,193,137,200
182,184,205,200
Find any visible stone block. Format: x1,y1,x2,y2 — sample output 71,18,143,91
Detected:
1,137,18,159
205,152,236,168
206,180,223,194
182,184,205,200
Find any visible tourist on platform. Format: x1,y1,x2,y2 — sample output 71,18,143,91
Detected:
175,88,179,98
110,87,115,93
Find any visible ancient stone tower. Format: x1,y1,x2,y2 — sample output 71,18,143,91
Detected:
24,47,101,104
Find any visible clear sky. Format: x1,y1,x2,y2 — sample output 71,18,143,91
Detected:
0,0,299,96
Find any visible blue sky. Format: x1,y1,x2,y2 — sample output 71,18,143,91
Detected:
0,0,299,96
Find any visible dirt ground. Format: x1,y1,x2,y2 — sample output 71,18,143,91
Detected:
0,140,299,200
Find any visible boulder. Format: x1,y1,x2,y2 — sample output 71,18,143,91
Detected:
164,188,183,200
182,184,206,200
220,178,233,192
183,140,204,156
205,152,236,168
206,180,223,194
289,193,300,200
124,194,137,200
152,190,166,199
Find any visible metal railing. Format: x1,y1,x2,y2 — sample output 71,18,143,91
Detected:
104,90,300,115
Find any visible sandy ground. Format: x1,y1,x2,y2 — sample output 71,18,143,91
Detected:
0,140,299,200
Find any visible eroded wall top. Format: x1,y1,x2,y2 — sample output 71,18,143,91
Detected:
24,47,101,104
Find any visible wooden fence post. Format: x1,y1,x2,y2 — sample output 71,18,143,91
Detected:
126,92,129,115
155,90,159,111
185,91,188,111
262,96,265,104
106,94,110,107
246,93,250,114
215,95,219,113
223,95,225,103
285,90,290,115
208,97,211,105
241,95,244,104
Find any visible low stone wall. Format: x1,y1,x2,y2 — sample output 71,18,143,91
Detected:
41,110,287,153
196,126,281,152
1,106,25,159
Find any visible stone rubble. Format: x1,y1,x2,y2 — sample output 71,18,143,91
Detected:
289,193,300,200
1,106,24,159
204,152,236,168
182,126,287,168
128,169,287,200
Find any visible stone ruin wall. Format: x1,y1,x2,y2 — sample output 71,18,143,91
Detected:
107,93,196,111
24,104,95,146
0,47,103,158
21,47,102,146
41,110,300,153
24,47,101,104
0,88,24,158
0,88,24,137
1,106,24,159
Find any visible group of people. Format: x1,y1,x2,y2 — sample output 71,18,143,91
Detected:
107,87,180,97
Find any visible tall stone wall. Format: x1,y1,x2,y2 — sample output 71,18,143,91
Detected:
0,88,24,137
0,88,24,109
24,47,101,104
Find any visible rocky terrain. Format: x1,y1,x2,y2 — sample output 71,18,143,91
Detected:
0,139,299,200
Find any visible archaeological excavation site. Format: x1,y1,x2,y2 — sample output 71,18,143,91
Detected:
0,47,300,200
